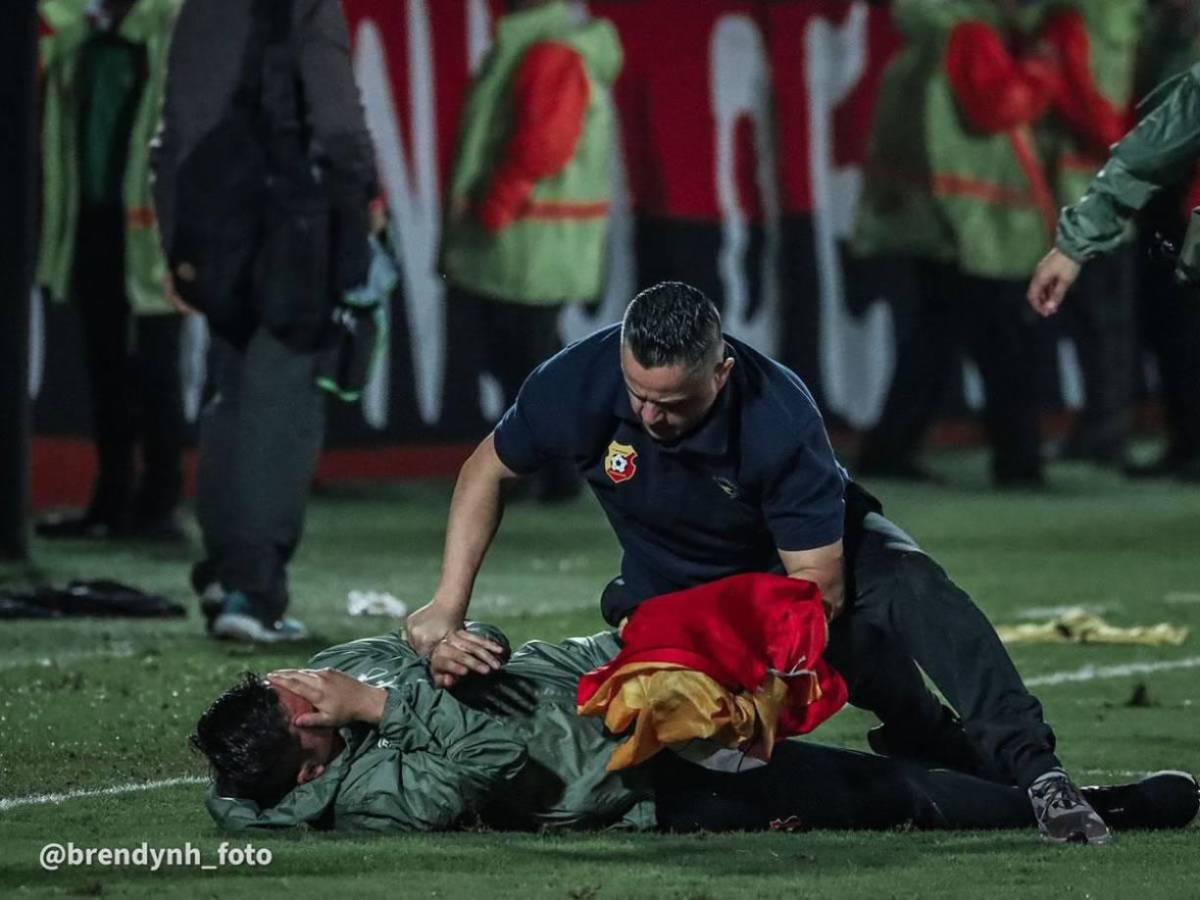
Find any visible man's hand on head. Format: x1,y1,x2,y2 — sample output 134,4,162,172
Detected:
428,628,507,689
267,668,387,728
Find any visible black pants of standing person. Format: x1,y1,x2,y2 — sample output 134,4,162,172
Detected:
70,207,184,531
1057,246,1137,464
1138,242,1200,474
824,508,1059,790
858,260,1043,486
194,327,325,623
447,284,581,501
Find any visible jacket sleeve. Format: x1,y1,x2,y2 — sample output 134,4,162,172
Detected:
944,21,1060,133
337,681,528,832
294,0,378,288
476,42,590,232
1057,70,1200,261
1040,10,1128,154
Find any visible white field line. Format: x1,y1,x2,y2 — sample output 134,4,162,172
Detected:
0,644,135,671
0,776,206,813
1015,603,1116,621
1026,655,1200,687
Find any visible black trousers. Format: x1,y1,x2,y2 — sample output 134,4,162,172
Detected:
195,327,325,620
859,260,1042,482
1059,246,1137,458
73,208,184,525
446,284,579,494
1139,244,1200,461
827,511,1058,789
653,741,1035,833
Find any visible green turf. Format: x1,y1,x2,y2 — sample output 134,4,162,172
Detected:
2,451,1198,898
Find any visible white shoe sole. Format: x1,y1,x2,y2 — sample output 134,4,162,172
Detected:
211,612,308,644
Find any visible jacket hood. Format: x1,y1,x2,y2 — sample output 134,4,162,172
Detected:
569,18,623,86
497,2,623,86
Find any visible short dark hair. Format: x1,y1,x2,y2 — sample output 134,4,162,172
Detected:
621,282,723,371
191,672,304,809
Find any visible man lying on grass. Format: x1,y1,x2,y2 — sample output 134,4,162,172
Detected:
192,622,1200,836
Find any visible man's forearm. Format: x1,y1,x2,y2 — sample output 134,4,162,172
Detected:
780,540,847,619
432,439,509,617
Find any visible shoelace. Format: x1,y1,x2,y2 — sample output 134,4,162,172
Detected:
1033,775,1086,814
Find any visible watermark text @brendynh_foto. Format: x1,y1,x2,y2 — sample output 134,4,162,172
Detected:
39,842,272,873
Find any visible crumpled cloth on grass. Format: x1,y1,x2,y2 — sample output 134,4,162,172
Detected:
996,610,1189,647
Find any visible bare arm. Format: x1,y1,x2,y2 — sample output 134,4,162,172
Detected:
406,434,520,684
778,539,846,620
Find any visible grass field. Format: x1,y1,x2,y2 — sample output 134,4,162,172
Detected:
2,450,1199,898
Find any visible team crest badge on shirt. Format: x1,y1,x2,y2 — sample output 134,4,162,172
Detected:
604,441,639,484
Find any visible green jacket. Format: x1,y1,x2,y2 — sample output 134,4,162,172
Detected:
1056,63,1200,281
853,0,1057,279
38,0,178,315
1045,0,1144,206
440,2,622,305
205,626,656,833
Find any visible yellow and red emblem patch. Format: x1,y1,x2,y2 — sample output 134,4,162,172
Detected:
604,441,638,485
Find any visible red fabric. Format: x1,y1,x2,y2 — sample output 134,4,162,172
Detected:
577,573,848,738
1040,11,1128,155
944,21,1060,134
767,0,903,214
476,42,590,232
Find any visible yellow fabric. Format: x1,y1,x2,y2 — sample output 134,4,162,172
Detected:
996,610,1189,647
577,662,821,772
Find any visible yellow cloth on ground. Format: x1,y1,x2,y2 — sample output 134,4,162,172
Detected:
996,610,1189,647
576,662,820,771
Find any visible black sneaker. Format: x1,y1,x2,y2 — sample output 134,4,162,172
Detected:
121,513,188,544
1029,768,1113,845
1082,771,1199,831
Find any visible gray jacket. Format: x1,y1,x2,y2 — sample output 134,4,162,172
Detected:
152,0,376,250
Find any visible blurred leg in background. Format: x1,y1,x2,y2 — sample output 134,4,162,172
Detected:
1056,246,1137,468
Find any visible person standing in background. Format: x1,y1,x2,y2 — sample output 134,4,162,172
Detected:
1028,51,1200,490
36,0,186,542
154,0,377,642
440,0,623,504
853,0,1060,489
1123,0,1200,480
1038,0,1142,468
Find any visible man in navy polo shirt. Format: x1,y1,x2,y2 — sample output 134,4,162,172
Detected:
408,282,1110,845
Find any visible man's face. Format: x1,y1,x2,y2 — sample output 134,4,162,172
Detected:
620,344,734,443
272,686,338,784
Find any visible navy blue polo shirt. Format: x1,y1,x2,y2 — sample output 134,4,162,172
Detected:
493,324,847,606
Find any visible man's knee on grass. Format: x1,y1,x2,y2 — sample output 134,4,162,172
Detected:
191,672,339,809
